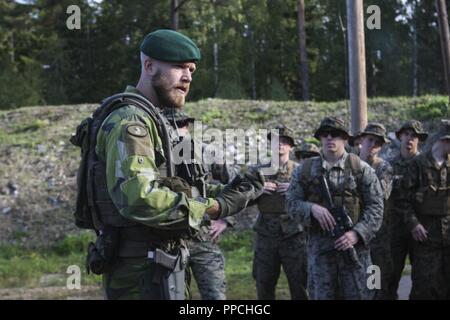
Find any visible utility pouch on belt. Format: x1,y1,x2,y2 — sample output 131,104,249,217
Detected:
86,228,119,275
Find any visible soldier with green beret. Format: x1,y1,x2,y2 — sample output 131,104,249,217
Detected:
403,120,450,299
286,116,384,299
387,120,428,299
252,124,308,300
75,29,264,300
358,123,394,299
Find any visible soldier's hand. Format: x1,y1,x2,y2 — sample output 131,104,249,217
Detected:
411,224,428,242
209,219,228,241
276,182,290,194
263,182,277,194
335,230,359,251
311,204,336,231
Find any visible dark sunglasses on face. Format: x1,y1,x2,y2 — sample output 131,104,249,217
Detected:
319,130,342,138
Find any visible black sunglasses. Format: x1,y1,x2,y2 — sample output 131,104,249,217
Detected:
319,130,343,138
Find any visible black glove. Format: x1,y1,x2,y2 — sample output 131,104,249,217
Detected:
241,169,265,200
216,181,254,218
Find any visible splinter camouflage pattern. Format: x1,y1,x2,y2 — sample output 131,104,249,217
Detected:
96,86,224,299
95,86,219,230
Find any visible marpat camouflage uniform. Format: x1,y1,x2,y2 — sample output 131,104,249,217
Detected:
368,156,394,299
186,216,236,300
252,160,308,300
404,150,450,300
286,151,384,300
386,154,417,299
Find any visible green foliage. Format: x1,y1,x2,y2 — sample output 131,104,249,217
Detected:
409,98,449,120
53,232,95,256
0,233,99,288
0,59,44,109
0,0,447,109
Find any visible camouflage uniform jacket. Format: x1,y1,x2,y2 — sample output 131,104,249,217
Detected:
286,151,384,246
95,86,221,231
387,153,418,227
369,156,393,227
403,151,450,246
253,160,304,239
370,157,393,201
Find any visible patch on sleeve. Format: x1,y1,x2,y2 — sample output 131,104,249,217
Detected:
126,123,148,137
123,122,152,156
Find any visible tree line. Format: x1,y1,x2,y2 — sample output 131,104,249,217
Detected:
0,0,447,109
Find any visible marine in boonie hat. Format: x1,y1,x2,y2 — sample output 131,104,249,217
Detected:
140,29,201,62
268,124,296,147
314,116,351,140
434,119,450,141
395,120,428,142
294,141,320,160
360,122,390,145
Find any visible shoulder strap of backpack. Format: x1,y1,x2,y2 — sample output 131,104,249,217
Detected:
301,158,314,185
94,92,175,177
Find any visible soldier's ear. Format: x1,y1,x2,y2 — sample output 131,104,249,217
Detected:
144,58,157,75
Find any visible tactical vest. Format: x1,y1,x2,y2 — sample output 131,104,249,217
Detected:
257,160,296,214
385,154,414,224
414,154,450,217
301,154,363,233
71,93,191,243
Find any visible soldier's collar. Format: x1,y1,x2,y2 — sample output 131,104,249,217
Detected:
321,151,348,171
124,85,145,96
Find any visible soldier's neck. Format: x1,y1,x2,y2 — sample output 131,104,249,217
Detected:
279,154,290,166
400,146,417,160
136,78,161,108
323,149,345,165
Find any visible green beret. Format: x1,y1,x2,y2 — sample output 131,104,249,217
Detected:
140,29,201,62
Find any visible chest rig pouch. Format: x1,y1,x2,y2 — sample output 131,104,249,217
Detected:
257,160,295,214
302,154,363,233
415,160,450,217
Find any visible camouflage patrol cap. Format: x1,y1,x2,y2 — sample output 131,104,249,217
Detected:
435,119,450,140
163,107,195,126
294,142,320,159
140,29,201,62
314,116,351,140
395,120,428,141
360,122,390,144
267,124,296,146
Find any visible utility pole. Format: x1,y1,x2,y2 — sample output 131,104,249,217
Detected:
346,0,367,134
171,0,179,30
436,0,450,103
297,0,310,101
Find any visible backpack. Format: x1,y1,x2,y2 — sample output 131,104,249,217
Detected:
69,92,173,230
